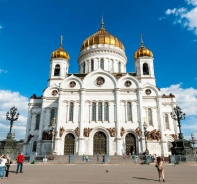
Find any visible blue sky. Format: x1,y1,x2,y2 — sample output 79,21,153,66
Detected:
0,0,197,141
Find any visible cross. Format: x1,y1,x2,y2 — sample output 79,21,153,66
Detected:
52,117,56,124
60,35,63,47
140,34,144,46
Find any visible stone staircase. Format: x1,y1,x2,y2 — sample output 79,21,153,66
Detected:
34,155,141,164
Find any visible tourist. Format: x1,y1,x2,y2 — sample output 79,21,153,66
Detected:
5,154,12,178
16,153,24,174
85,155,89,162
155,156,165,182
0,155,7,179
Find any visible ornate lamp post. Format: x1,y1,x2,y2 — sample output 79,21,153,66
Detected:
6,107,20,134
170,106,186,140
143,120,149,155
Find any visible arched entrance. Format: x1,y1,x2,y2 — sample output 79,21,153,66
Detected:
64,133,75,155
93,131,107,154
125,133,136,154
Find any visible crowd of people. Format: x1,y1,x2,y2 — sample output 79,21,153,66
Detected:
0,152,24,179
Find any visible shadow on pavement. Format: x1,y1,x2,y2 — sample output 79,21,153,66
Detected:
132,177,158,181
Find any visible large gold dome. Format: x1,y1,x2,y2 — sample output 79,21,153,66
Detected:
134,36,153,59
80,21,124,51
51,36,70,60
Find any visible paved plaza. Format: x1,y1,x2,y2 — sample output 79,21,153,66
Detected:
1,163,197,184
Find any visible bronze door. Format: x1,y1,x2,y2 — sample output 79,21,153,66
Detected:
64,133,75,155
93,131,106,154
125,133,136,154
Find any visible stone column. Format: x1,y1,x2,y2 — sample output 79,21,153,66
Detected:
156,97,167,157
78,88,85,155
102,102,104,122
124,102,127,123
89,102,92,123
54,90,63,154
115,88,121,155
136,88,145,152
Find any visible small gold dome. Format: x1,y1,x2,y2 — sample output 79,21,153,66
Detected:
80,20,124,51
51,36,70,60
134,35,153,59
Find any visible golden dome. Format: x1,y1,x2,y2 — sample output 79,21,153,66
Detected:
51,36,70,60
134,35,153,59
80,20,124,51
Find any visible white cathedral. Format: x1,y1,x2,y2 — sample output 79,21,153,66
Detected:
23,20,178,157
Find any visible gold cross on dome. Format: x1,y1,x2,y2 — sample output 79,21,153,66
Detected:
60,35,63,47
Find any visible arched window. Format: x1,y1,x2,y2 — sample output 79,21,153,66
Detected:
92,102,96,121
83,62,86,73
32,141,37,152
165,114,170,129
69,102,74,121
104,102,109,121
35,114,40,130
118,62,121,73
50,109,56,126
91,59,94,71
148,108,153,125
100,58,104,69
54,64,60,76
143,63,149,75
127,102,132,121
98,102,102,121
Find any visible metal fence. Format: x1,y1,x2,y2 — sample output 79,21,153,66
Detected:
169,155,197,164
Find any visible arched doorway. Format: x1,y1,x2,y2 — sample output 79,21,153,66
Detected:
64,133,75,155
93,131,107,154
125,133,136,154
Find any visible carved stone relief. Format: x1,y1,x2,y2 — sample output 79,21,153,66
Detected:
59,126,65,138
135,127,142,137
120,127,125,137
75,127,80,137
107,127,116,137
147,129,161,141
84,127,93,137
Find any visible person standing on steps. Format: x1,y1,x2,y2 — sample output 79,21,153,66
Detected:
15,153,24,174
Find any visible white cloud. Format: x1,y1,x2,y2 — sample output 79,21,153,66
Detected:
0,69,8,74
0,90,28,140
0,25,3,29
161,83,197,116
187,0,197,6
165,1,197,35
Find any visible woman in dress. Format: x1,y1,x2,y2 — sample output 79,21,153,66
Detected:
5,154,11,178
155,156,165,182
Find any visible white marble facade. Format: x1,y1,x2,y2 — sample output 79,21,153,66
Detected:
23,23,178,157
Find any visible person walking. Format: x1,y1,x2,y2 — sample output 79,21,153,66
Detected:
0,155,7,179
155,156,165,182
5,154,12,178
16,153,24,174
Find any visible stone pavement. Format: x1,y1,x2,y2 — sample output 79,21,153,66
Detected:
1,163,197,184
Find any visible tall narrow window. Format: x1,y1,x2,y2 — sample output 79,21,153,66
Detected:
143,63,149,75
127,102,132,121
92,102,96,121
98,102,102,121
83,62,86,73
32,141,37,152
165,114,170,129
69,102,74,121
91,59,94,71
104,102,109,121
50,109,56,126
35,114,40,130
148,108,153,125
118,62,121,73
100,58,104,69
54,64,60,76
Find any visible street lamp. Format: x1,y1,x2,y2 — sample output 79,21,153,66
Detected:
6,107,20,134
170,106,186,140
143,120,149,155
